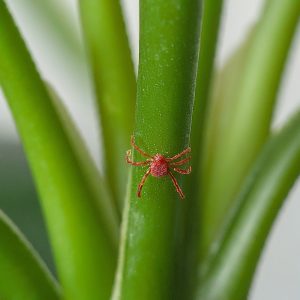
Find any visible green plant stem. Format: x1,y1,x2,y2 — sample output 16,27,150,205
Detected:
112,1,202,299
181,1,224,297
196,110,300,300
201,0,300,255
0,2,117,299
0,210,60,299
191,0,223,175
80,0,136,213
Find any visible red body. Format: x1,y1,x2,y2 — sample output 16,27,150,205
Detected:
150,154,168,177
126,136,191,199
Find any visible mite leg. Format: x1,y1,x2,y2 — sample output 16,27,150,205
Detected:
131,135,153,158
173,166,192,175
170,156,191,166
126,150,151,166
167,147,191,161
137,168,151,197
168,171,185,199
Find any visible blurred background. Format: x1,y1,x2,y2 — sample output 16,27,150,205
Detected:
0,0,299,299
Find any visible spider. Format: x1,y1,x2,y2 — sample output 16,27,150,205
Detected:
126,135,191,199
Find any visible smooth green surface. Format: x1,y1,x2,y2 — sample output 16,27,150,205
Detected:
191,0,223,176
197,27,256,262
181,1,224,297
0,141,56,273
47,83,119,245
0,210,60,299
80,0,136,213
200,0,300,254
0,2,117,299
196,111,300,300
112,1,202,299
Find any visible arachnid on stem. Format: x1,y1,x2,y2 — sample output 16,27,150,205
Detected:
126,136,191,199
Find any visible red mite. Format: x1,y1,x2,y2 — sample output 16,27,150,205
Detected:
126,136,192,199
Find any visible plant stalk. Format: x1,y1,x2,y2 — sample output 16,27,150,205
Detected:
112,0,202,298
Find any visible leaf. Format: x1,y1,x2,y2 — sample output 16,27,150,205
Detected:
112,0,202,298
80,0,136,212
0,2,117,299
200,0,300,255
0,210,60,299
196,110,300,299
47,83,119,242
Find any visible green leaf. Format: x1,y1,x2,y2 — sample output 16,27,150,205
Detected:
112,1,202,299
196,26,257,262
80,0,136,213
200,0,300,255
0,210,60,299
196,110,300,299
46,83,119,243
0,2,117,299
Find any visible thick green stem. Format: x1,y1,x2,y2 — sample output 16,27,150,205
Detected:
80,0,136,213
200,0,300,254
0,2,117,299
112,1,201,299
196,111,300,300
0,211,60,299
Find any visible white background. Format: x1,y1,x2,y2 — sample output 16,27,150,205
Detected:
1,1,299,299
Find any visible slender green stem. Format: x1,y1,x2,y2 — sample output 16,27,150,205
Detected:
112,1,202,299
0,210,60,300
196,110,300,300
191,0,223,175
0,2,117,299
181,1,224,297
80,0,136,213
200,0,300,255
